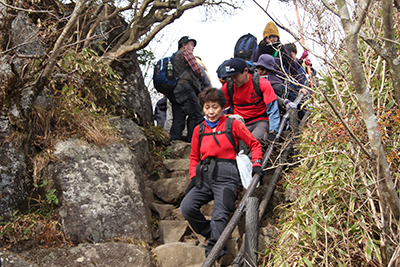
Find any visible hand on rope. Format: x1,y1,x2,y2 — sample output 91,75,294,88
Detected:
284,99,297,110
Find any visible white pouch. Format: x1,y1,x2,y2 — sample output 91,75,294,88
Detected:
236,150,254,189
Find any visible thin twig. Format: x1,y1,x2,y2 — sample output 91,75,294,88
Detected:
0,1,58,18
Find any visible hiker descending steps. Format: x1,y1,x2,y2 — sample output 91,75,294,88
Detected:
180,87,263,261
221,58,281,150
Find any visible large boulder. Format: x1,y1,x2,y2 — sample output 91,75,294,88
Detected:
0,249,39,267
17,242,153,267
114,52,153,126
11,13,46,69
115,118,153,174
0,117,31,218
47,139,152,243
88,10,153,126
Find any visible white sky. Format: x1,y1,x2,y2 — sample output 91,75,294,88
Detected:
145,1,314,104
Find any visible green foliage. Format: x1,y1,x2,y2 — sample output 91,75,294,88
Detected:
261,34,399,266
0,211,72,248
142,124,171,161
30,47,121,156
56,48,121,113
31,181,59,215
137,49,155,66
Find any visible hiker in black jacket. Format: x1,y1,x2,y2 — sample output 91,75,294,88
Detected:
168,36,204,142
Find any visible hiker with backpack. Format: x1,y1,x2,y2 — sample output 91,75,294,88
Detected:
253,53,285,98
221,58,281,149
167,36,204,142
180,87,263,261
253,53,305,114
250,22,301,88
284,43,310,121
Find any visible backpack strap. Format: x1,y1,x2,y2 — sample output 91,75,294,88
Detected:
252,72,262,98
198,118,238,153
225,117,238,153
227,79,234,113
228,73,264,109
198,123,205,152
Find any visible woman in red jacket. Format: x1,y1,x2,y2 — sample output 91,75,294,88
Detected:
180,87,263,260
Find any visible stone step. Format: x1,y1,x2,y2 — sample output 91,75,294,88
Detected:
163,158,190,172
151,176,190,205
153,242,205,267
168,140,192,159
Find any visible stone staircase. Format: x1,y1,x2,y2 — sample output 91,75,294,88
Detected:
149,140,245,267
148,140,286,267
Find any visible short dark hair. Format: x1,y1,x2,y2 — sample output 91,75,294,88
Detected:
285,43,297,54
198,87,227,109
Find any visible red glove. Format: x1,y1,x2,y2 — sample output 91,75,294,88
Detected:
305,59,312,66
300,50,308,60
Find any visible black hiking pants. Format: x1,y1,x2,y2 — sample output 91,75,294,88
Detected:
180,161,239,248
168,83,203,142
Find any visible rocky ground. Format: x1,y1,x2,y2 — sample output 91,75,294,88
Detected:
146,140,293,267
0,140,294,267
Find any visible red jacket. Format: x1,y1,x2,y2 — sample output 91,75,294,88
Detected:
221,74,277,124
189,115,262,179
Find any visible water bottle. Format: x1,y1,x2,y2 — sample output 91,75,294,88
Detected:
166,60,174,80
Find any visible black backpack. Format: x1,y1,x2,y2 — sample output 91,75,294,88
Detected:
198,117,238,153
234,34,258,61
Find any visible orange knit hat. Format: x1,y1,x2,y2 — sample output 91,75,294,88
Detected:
263,22,280,40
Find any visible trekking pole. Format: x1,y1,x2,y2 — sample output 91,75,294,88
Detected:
201,94,305,267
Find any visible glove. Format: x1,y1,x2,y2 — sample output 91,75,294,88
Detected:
267,131,277,142
305,58,312,66
252,166,264,178
284,99,297,110
300,50,308,60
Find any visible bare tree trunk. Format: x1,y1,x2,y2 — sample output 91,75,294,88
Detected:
36,0,87,97
336,0,400,219
382,0,400,106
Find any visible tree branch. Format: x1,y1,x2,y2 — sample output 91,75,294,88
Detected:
37,0,87,96
321,0,340,16
353,0,373,34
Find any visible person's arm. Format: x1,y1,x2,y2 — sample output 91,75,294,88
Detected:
183,50,202,79
266,100,280,132
259,79,280,132
199,66,211,89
